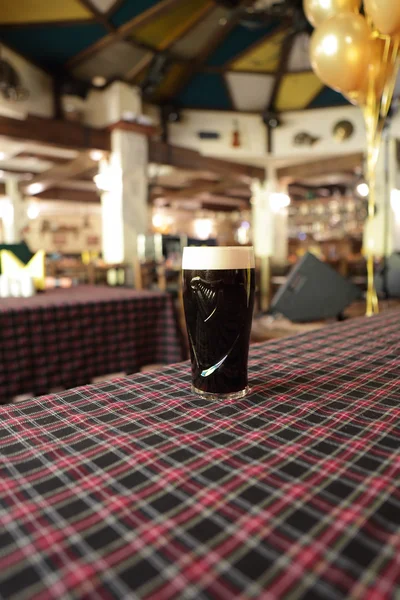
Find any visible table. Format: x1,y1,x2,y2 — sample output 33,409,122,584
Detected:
0,286,183,404
251,299,400,343
1,310,399,599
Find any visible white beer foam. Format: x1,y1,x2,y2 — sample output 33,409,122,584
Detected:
182,246,255,270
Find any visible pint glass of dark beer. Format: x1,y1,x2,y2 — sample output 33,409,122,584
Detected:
182,246,255,400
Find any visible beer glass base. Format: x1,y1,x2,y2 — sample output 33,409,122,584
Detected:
191,385,250,400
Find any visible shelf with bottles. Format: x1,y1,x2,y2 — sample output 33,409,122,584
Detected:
288,195,367,240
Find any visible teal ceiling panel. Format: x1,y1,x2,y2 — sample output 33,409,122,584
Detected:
207,22,279,67
309,86,349,108
177,73,231,109
111,0,161,28
0,23,106,68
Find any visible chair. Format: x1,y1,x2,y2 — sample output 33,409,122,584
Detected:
134,257,189,361
134,259,166,291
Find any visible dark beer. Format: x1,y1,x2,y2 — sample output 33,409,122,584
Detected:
182,247,255,399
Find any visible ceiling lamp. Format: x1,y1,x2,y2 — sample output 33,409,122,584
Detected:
356,182,369,198
0,49,29,102
270,192,291,212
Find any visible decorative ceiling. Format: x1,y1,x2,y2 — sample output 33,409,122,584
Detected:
0,0,349,113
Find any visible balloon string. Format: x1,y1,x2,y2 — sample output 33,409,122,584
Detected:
362,35,400,317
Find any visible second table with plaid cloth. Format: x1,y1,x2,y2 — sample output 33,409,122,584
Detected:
0,310,399,598
0,285,183,404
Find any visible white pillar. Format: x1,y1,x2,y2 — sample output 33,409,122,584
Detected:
251,179,274,259
389,138,400,252
251,175,289,311
2,179,27,244
100,128,148,267
251,175,289,265
363,136,399,257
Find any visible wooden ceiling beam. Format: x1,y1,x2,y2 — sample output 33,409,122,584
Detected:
108,120,161,137
149,141,265,180
1,183,99,203
0,115,111,152
277,153,364,181
21,153,97,195
151,178,251,200
202,195,247,208
105,0,125,18
266,32,296,112
0,166,36,177
77,0,116,33
35,188,100,203
15,152,73,164
125,53,154,82
152,180,228,199
59,180,98,191
200,202,242,213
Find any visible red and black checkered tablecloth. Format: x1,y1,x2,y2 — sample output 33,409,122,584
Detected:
0,286,183,404
0,310,399,599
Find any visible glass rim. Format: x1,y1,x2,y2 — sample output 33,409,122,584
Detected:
182,246,255,270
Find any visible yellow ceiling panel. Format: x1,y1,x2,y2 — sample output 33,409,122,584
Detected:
231,30,288,73
275,72,323,111
133,0,210,51
0,0,93,24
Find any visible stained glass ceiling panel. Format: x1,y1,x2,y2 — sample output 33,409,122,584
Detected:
90,0,117,13
0,0,92,24
132,0,210,51
0,0,352,113
154,63,187,100
275,72,323,111
72,42,148,82
171,6,230,59
226,72,275,112
231,29,288,73
287,33,311,72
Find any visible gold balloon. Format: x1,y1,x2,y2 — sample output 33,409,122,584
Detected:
310,13,372,95
304,0,362,28
346,37,395,106
364,0,400,37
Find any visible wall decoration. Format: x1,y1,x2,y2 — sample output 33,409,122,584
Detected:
293,132,320,146
231,120,242,148
86,235,100,246
333,120,355,142
197,131,221,140
52,233,67,246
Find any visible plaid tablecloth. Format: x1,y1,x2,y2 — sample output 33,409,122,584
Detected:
0,286,183,404
0,310,399,599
